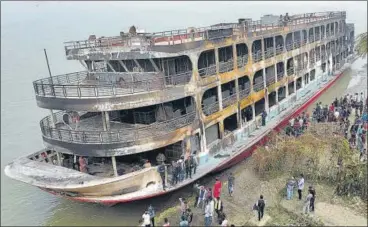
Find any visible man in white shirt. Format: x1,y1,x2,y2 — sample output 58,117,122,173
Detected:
204,201,212,227
298,174,305,200
142,211,151,227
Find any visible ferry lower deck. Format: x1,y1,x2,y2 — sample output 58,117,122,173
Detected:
4,57,354,205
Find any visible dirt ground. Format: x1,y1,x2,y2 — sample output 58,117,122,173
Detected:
155,157,367,226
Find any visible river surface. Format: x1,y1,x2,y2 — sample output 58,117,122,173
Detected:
1,2,367,226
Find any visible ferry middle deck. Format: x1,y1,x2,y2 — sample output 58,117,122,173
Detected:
5,11,355,203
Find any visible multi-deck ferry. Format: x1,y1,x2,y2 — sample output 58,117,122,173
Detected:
5,11,356,206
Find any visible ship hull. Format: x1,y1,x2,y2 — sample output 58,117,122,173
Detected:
39,63,350,206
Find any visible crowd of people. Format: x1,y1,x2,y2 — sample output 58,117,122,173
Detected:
139,91,367,227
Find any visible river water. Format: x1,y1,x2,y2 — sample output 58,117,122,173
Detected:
1,2,367,226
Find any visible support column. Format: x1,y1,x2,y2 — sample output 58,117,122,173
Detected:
252,103,256,120
102,112,107,131
105,61,116,72
275,89,279,105
111,156,118,177
261,38,265,61
217,85,223,111
49,109,56,128
215,48,219,75
56,152,62,166
105,111,110,131
219,121,224,139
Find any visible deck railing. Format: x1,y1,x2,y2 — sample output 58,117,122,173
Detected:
275,46,284,55
202,102,220,116
253,82,264,92
218,60,234,73
64,11,346,53
40,111,196,145
287,67,295,76
266,75,276,86
33,71,192,98
264,48,275,59
239,87,251,100
237,55,248,68
222,93,238,108
198,65,217,77
252,51,263,63
277,71,285,81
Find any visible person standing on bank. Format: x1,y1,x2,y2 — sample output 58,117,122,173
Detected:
298,174,305,200
191,151,199,175
185,156,193,179
142,211,151,227
227,172,235,197
148,204,155,227
261,110,268,126
309,186,316,212
213,178,222,199
256,195,266,221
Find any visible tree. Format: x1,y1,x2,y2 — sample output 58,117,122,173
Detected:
355,32,367,58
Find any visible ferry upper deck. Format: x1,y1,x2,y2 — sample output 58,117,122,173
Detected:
34,11,354,156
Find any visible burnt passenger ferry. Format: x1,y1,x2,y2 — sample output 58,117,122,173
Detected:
5,11,356,205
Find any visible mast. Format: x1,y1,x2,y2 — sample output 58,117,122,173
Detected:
44,49,61,166
44,49,57,127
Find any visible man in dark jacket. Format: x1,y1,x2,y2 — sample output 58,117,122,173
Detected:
256,195,265,221
185,156,193,179
309,186,316,212
261,110,267,126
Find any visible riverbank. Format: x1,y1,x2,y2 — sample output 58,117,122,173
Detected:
155,128,368,226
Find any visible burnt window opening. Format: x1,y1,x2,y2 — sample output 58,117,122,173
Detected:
253,70,264,92
202,87,219,116
276,62,284,81
315,27,320,41
268,91,277,108
224,113,238,135
255,98,265,116
304,73,310,85
287,58,294,76
205,123,220,145
278,86,286,102
252,40,262,63
309,28,315,43
302,30,308,45
198,50,216,77
218,46,234,73
326,24,330,37
310,69,316,81
221,80,237,108
288,81,295,95
264,37,274,59
275,35,284,55
315,46,321,62
321,25,325,39
285,33,293,51
161,56,192,85
111,96,195,125
238,76,250,99
236,43,249,68
114,141,185,172
294,31,301,48
265,65,276,86
296,77,302,90
241,105,253,123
